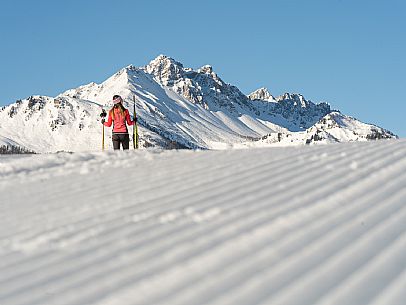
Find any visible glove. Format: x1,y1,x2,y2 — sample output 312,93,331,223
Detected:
101,119,105,124
133,117,137,124
100,109,107,118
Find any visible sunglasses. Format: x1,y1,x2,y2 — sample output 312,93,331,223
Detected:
113,97,123,104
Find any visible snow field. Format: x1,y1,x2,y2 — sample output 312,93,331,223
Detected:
0,139,405,305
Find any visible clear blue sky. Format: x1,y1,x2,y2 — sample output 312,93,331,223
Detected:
1,0,405,137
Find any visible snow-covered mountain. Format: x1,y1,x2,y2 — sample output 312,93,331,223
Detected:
243,111,398,148
0,55,397,153
248,89,332,130
304,111,397,143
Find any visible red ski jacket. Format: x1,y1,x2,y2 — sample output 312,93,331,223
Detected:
103,108,134,133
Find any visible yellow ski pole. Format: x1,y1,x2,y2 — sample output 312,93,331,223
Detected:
133,96,139,149
102,124,105,151
100,108,107,151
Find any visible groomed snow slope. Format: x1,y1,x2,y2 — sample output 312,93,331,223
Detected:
0,140,405,305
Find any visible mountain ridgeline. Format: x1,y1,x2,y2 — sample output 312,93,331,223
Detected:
0,55,397,153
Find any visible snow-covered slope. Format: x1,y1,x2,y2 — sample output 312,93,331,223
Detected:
0,55,398,153
0,135,24,148
0,140,405,305
0,96,104,152
240,111,398,148
303,111,397,144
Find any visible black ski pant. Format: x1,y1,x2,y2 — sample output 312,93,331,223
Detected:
112,133,130,150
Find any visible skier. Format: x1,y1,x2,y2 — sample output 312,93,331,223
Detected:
101,95,136,150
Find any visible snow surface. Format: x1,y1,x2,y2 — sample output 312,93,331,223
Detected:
1,140,405,305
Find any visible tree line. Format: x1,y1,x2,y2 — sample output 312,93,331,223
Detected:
0,145,35,154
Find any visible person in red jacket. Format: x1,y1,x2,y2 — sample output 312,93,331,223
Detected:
101,95,136,150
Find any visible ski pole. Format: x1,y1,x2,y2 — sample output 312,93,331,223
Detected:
133,96,139,149
102,125,105,150
100,108,107,151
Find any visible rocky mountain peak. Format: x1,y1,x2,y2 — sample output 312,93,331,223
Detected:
198,65,214,75
248,88,274,101
147,54,183,67
145,55,185,85
276,93,309,107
